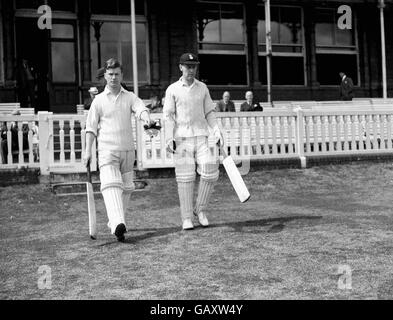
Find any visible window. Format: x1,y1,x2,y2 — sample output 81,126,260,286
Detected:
90,20,148,83
0,1,4,84
16,0,76,11
315,8,358,85
51,23,76,82
196,1,247,85
257,5,305,85
90,0,145,16
90,0,148,84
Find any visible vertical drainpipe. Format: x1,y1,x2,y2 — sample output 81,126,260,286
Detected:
264,0,272,103
130,0,138,96
378,0,387,98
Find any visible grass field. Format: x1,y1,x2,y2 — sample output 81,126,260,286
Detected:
1,161,393,300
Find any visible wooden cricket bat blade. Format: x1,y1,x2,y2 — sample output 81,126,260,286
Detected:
87,181,97,239
222,155,251,203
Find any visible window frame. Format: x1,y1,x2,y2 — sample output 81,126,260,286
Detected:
315,7,360,87
257,4,307,87
90,12,150,85
196,0,249,87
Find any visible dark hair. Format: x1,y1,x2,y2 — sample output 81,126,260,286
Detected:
104,58,122,71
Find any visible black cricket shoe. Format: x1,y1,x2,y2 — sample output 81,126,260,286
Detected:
114,223,126,242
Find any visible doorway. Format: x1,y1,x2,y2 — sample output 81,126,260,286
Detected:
15,17,49,111
15,18,79,113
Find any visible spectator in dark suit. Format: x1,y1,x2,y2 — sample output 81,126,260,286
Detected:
216,91,235,112
339,72,354,101
240,91,263,112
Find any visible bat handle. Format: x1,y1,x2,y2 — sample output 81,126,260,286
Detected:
86,159,92,183
217,142,228,159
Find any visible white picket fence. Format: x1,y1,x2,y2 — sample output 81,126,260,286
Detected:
1,104,393,174
0,112,97,173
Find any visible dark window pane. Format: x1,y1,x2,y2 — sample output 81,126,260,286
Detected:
16,0,44,9
91,0,144,15
197,2,244,44
51,42,75,82
258,6,302,46
199,54,247,85
199,43,244,51
316,54,358,85
47,0,75,12
272,56,304,85
270,7,280,43
197,3,219,43
280,7,302,45
51,24,74,39
197,2,220,43
259,56,304,85
118,0,131,15
336,27,354,46
257,5,266,44
220,4,244,43
91,1,117,15
315,11,335,46
258,56,267,85
271,45,302,53
90,21,147,82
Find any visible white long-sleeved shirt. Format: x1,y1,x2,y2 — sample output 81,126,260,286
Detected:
163,77,218,141
86,86,148,151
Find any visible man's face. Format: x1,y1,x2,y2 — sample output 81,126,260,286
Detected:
180,64,197,81
246,92,253,102
104,67,123,88
339,72,345,79
150,96,158,107
223,93,230,103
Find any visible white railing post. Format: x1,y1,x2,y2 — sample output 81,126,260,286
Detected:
38,111,52,175
295,108,307,168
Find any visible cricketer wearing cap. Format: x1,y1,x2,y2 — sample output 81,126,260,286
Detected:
163,53,224,230
84,58,152,241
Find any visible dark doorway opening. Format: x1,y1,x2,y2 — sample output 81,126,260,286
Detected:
15,17,49,111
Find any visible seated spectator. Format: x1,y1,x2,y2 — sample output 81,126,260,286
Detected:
240,91,263,112
216,91,235,112
146,93,163,113
84,87,99,110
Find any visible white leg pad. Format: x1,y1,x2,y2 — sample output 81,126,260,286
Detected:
102,186,125,234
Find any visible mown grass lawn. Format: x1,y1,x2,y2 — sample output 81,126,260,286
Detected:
1,161,393,299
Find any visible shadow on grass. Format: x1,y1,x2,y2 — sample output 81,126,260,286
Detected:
96,215,322,247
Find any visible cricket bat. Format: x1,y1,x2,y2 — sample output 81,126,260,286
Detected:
220,146,251,203
86,159,97,240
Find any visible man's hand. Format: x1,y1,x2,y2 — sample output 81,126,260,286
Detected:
144,119,161,138
213,127,224,147
83,151,92,167
166,139,176,154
